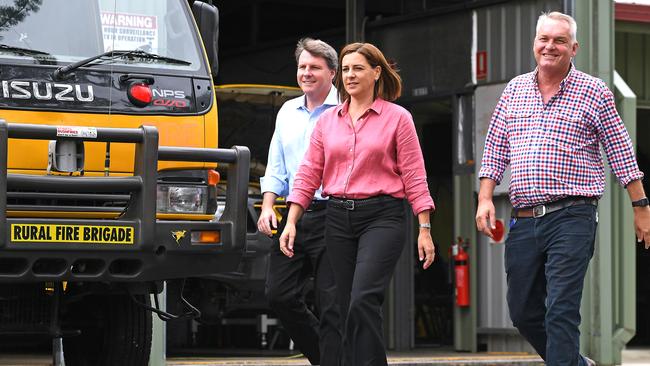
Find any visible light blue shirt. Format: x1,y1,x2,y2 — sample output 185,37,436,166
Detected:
260,86,338,199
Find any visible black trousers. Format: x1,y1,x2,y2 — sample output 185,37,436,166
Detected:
325,197,406,366
266,207,341,366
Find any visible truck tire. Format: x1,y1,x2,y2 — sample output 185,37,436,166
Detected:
64,294,152,366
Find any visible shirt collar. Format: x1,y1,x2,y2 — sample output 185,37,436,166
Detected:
531,63,575,92
336,97,386,117
296,85,339,112
296,95,307,111
323,85,339,106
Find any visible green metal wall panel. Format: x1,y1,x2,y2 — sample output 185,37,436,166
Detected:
453,174,478,352
576,2,639,365
615,21,650,107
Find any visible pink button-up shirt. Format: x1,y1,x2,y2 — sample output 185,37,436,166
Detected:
288,98,435,215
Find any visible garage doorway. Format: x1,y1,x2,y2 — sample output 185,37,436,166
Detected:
407,98,455,348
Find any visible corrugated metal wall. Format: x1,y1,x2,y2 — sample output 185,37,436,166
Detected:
366,11,473,99
475,0,565,85
474,82,536,353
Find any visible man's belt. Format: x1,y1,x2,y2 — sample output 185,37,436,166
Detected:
306,199,328,212
329,195,396,211
512,197,598,218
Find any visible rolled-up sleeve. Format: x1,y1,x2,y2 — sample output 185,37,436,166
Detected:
395,111,435,215
287,118,326,210
478,85,511,185
596,87,644,187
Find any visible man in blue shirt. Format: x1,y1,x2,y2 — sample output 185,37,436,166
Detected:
258,38,340,366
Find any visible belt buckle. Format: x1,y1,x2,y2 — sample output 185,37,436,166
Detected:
344,199,355,210
532,204,546,218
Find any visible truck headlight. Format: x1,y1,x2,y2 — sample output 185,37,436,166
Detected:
157,185,208,214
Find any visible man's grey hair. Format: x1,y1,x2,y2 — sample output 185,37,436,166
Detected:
536,11,577,43
295,37,338,71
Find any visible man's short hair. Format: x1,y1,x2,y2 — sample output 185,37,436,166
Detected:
536,11,577,43
295,38,338,71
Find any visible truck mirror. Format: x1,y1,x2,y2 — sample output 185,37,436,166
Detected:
192,1,220,77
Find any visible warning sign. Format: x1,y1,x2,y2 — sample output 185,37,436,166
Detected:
101,11,158,52
11,224,134,244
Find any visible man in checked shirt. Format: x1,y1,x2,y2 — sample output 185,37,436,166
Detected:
476,11,650,366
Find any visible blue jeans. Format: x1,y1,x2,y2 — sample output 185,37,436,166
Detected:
505,204,597,366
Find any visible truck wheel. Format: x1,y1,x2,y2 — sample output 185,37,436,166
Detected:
64,294,152,366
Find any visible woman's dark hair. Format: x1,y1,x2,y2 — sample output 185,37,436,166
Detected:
335,42,402,102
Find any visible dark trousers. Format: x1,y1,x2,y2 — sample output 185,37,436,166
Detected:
325,197,406,366
505,204,597,366
266,207,341,366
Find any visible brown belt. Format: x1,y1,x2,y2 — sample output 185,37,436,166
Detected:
512,197,598,218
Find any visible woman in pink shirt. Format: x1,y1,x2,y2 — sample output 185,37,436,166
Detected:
280,42,435,366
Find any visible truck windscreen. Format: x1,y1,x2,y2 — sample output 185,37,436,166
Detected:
0,0,203,72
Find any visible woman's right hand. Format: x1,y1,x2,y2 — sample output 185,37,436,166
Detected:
279,222,296,258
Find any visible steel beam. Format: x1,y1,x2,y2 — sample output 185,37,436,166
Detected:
346,0,365,43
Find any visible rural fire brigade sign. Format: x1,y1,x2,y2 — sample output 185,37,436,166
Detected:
11,224,134,244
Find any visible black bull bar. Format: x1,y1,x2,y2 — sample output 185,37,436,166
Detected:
0,121,250,282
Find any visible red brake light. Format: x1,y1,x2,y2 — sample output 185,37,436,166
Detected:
127,83,152,107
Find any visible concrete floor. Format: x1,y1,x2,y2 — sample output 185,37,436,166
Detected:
621,348,650,365
0,348,648,365
164,349,650,366
167,353,544,366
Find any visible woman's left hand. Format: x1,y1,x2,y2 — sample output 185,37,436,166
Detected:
418,230,435,269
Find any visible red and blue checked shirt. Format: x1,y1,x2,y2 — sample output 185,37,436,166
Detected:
479,65,644,208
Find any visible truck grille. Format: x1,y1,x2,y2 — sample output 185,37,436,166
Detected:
7,190,130,213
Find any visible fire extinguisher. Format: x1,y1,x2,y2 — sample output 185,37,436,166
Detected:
452,237,470,307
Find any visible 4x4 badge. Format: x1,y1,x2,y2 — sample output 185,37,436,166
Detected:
171,230,187,244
